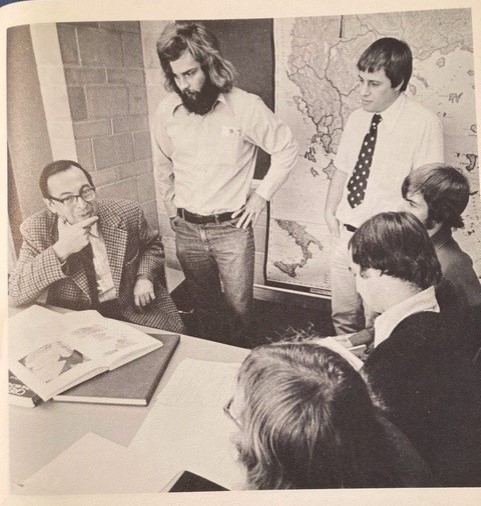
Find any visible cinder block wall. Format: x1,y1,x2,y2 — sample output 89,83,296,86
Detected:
56,21,158,230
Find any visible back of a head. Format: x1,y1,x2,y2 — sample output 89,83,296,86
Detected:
402,164,470,229
349,211,441,290
156,21,235,93
237,342,400,489
357,37,412,91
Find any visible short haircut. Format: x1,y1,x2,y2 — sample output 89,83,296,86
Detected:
39,160,93,198
402,163,470,229
156,22,236,93
357,37,412,92
349,212,441,290
236,341,401,489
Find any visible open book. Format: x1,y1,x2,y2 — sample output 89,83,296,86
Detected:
9,306,163,402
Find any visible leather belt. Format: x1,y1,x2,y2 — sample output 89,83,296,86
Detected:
177,208,234,225
344,224,357,232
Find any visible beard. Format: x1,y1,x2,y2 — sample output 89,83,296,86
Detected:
175,76,220,115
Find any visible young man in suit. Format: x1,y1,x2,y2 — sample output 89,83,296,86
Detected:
325,37,444,335
349,211,481,486
9,160,185,333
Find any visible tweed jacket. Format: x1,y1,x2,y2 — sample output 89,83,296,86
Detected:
9,199,184,333
363,311,481,486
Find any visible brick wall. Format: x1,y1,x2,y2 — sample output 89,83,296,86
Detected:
56,21,158,230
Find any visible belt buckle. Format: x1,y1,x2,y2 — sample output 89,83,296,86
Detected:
213,213,220,225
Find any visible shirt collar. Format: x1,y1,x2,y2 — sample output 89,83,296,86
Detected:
374,286,439,348
377,92,405,132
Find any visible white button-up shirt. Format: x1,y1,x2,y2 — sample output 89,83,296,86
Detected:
152,87,299,217
88,223,116,302
335,93,444,228
58,220,116,302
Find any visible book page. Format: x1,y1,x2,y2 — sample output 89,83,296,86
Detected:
9,309,162,400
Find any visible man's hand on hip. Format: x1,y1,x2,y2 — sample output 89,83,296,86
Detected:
134,276,156,309
53,216,98,263
232,193,267,229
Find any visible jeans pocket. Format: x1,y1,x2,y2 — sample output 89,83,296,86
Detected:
224,218,240,229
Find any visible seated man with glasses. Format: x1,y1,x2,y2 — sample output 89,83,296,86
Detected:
9,160,185,332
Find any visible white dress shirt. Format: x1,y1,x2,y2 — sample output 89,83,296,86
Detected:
335,93,444,228
58,220,116,302
88,223,116,302
152,87,299,217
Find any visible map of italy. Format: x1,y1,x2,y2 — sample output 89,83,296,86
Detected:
266,9,479,295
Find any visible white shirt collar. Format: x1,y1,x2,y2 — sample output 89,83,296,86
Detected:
376,92,405,132
374,286,439,348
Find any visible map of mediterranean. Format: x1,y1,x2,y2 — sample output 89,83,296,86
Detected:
266,9,479,296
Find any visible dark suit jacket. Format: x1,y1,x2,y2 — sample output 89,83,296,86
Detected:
9,199,185,333
433,226,481,309
363,312,481,486
432,227,481,357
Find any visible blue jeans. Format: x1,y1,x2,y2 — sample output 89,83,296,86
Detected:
174,216,255,346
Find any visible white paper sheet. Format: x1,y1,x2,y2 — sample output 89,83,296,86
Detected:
19,433,163,494
155,358,241,408
19,358,247,494
129,358,246,490
314,336,364,371
129,405,247,490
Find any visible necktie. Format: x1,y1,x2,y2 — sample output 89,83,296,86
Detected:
80,243,100,307
346,113,382,208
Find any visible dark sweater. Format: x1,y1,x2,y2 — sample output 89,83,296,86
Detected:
363,312,481,486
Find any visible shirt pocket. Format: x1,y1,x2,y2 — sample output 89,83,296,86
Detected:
218,125,241,166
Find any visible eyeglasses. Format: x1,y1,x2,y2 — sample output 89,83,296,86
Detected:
48,187,96,207
223,397,242,428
